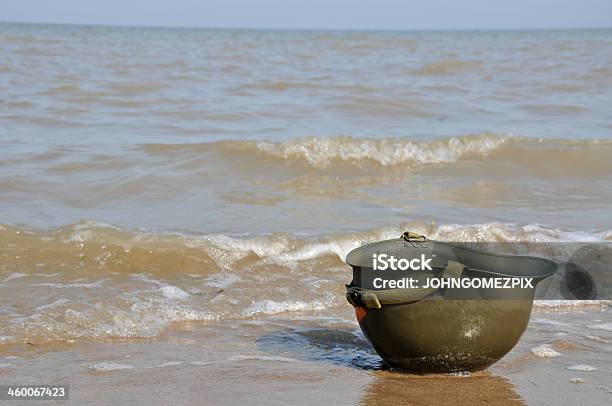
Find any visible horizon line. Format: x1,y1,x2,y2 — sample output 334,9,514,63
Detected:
1,19,611,33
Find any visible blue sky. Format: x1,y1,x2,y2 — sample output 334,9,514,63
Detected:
3,0,612,30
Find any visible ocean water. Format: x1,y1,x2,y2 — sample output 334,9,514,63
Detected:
0,22,611,403
1,24,611,234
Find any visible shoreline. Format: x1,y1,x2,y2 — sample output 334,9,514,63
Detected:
1,306,610,405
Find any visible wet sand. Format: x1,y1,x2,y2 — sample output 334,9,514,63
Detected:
0,323,520,405
1,306,610,405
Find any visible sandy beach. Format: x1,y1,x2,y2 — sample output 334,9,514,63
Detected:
1,22,611,404
2,305,611,405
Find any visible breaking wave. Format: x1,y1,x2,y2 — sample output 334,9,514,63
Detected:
142,133,511,168
1,221,610,345
140,134,612,172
